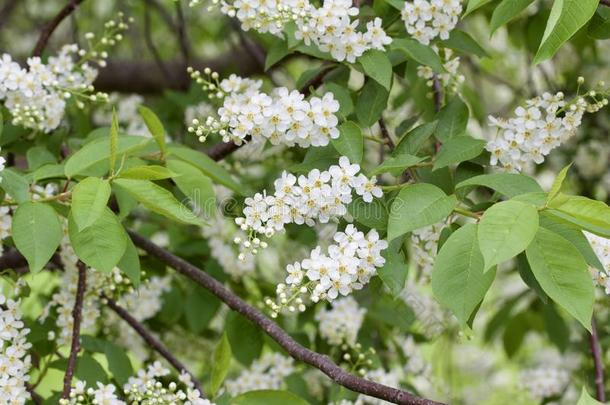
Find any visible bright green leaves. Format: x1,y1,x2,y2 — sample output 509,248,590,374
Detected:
490,0,535,36
231,390,310,405
138,106,167,157
456,173,543,198
378,239,408,297
533,0,600,64
0,169,30,203
331,121,364,163
371,153,424,176
547,163,572,203
390,38,443,72
117,165,175,180
433,135,486,170
208,333,231,398
71,177,111,231
465,0,495,16
12,202,63,273
113,178,202,225
69,208,127,273
478,200,539,270
166,159,216,219
359,49,393,91
526,227,594,331
109,109,119,176
577,387,603,405
435,96,469,142
356,80,389,127
388,184,457,241
547,194,610,237
432,224,496,325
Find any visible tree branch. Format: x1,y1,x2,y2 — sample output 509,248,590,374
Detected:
590,317,606,402
174,0,191,65
104,296,205,396
378,117,395,149
26,383,43,405
128,231,444,405
32,0,85,57
61,261,87,399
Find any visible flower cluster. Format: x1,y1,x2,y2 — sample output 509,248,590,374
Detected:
235,157,382,257
402,0,462,45
411,219,451,278
265,224,387,315
224,353,294,396
195,0,391,63
401,282,446,337
0,14,129,133
0,293,32,404
61,381,124,405
188,71,340,147
316,296,366,346
585,231,610,294
417,47,464,94
486,87,608,172
519,367,570,401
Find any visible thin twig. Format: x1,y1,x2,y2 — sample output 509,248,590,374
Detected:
378,117,395,149
61,261,87,399
128,232,444,405
590,318,606,402
32,0,85,57
104,296,205,396
143,0,172,83
174,0,191,65
26,383,43,405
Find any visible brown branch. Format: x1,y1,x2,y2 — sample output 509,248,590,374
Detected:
590,318,606,402
104,296,205,396
61,261,87,399
378,117,395,149
128,231,444,405
32,0,85,57
432,74,443,113
26,383,43,405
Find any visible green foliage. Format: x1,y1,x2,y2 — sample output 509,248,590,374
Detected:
138,106,168,157
331,122,364,164
433,135,486,170
209,333,232,398
231,390,310,405
71,177,111,230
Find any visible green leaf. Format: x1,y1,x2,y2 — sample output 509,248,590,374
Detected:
265,40,291,70
388,184,457,241
168,145,245,195
432,224,496,325
433,135,486,170
478,200,539,270
455,173,543,198
0,168,30,203
109,109,119,174
390,38,443,72
356,80,389,127
231,390,310,405
325,83,354,116
347,196,388,231
71,177,111,231
226,312,264,366
393,121,437,156
440,29,489,58
371,154,425,176
588,8,610,39
384,0,404,10
577,387,603,405
166,159,216,219
113,178,202,225
378,239,408,297
69,208,127,273
526,227,594,331
533,0,599,64
185,286,220,333
138,106,167,156
118,165,175,180
64,134,150,178
359,49,393,91
546,163,572,203
105,342,133,386
465,0,496,16
12,202,62,273
26,146,56,170
490,0,536,35
435,96,469,142
331,121,364,164
117,237,141,287
547,194,610,237
209,333,232,398
75,355,107,386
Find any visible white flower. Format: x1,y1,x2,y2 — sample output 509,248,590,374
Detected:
224,353,294,396
402,0,462,45
316,296,365,345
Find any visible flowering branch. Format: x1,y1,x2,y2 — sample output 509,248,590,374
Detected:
589,318,606,402
32,0,86,57
128,231,445,405
104,295,205,396
61,261,87,400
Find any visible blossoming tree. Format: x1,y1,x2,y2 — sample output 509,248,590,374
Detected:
1,0,610,404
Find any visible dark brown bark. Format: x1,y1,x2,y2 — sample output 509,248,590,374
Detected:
32,0,86,57
590,318,606,402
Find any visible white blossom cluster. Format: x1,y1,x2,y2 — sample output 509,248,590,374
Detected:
194,0,391,63
315,296,365,346
417,47,464,94
266,224,387,315
401,283,446,337
235,157,382,257
410,220,450,278
224,353,294,396
0,15,129,133
0,206,12,255
61,381,124,405
188,72,341,147
585,231,610,294
356,368,402,405
93,93,149,136
486,89,608,172
519,367,570,401
401,0,462,45
184,101,215,128
0,293,32,404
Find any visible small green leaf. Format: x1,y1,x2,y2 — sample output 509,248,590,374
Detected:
388,183,457,241
231,390,310,405
356,80,389,127
490,0,535,36
118,165,175,180
113,178,202,225
105,342,133,386
325,83,354,116
0,168,30,203
166,159,216,219
117,237,141,287
440,29,489,58
138,106,167,156
432,224,496,325
359,49,393,91
435,96,469,142
185,286,220,333
456,173,543,197
378,239,408,297
546,163,572,204
433,135,486,170
464,0,496,16
265,40,291,70
393,121,437,156
71,177,111,230
109,109,119,174
348,196,388,231
226,312,264,366
75,355,108,386
526,227,594,331
577,387,604,405
370,153,425,175
208,333,231,398
547,194,610,238
12,202,63,273
331,121,364,163
478,200,539,270
390,38,443,72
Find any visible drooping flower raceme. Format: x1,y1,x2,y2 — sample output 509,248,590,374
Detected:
585,231,610,294
401,0,462,45
188,71,341,148
411,219,452,278
0,293,32,404
193,0,391,63
486,89,608,172
224,353,294,396
316,296,366,346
